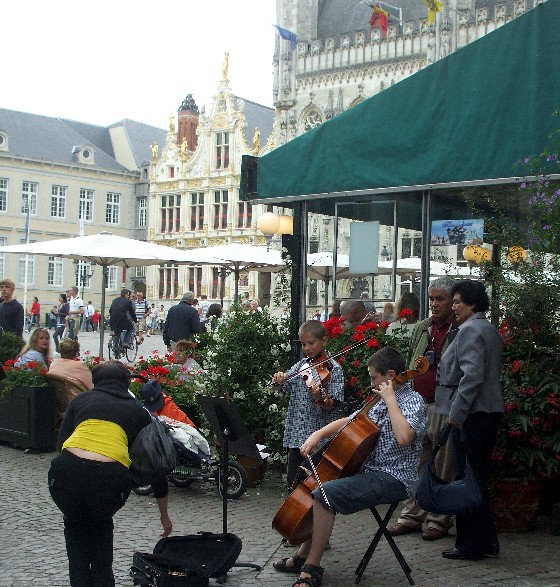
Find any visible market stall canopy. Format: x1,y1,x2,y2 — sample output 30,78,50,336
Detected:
0,232,220,358
247,1,560,202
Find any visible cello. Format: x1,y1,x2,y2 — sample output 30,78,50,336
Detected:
272,356,429,545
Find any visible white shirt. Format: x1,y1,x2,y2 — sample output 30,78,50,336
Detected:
69,296,84,316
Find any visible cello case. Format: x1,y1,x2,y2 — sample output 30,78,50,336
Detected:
131,532,242,587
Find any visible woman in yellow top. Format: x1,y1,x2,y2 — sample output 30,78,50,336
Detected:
48,361,172,587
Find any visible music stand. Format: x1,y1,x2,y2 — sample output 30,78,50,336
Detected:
196,396,262,581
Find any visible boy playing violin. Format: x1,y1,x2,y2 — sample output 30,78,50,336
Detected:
273,320,345,492
273,347,427,587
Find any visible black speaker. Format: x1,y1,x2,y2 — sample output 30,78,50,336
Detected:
240,155,258,201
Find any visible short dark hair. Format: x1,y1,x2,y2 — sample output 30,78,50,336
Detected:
451,280,489,313
298,320,327,340
92,360,131,387
367,347,405,376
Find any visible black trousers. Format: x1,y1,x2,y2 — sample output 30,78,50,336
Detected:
451,411,501,555
48,450,132,587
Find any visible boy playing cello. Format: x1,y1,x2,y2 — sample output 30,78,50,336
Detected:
273,347,427,587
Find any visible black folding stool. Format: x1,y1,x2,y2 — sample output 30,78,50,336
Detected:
354,501,414,585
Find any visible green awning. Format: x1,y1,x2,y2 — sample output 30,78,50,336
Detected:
254,0,560,201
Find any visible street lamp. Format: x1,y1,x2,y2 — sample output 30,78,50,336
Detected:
257,212,293,250
73,259,95,289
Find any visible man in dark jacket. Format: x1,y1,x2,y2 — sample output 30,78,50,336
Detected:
109,289,137,347
163,291,203,352
0,278,24,337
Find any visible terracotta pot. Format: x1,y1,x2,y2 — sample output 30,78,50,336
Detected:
235,454,267,488
490,477,543,532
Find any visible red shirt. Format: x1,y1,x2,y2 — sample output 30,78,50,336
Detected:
413,316,454,402
156,393,196,428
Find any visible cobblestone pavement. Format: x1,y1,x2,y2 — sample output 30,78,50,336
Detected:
1,442,559,587
9,330,560,586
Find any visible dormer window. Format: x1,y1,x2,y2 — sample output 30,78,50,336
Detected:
72,145,95,165
0,130,8,152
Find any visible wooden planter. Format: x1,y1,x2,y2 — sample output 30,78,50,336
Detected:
490,477,544,533
0,385,56,451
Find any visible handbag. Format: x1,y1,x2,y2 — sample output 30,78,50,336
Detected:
416,424,483,515
129,409,178,487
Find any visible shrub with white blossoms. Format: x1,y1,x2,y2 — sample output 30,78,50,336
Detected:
196,306,292,462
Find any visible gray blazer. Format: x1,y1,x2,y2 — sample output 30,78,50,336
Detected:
435,312,504,425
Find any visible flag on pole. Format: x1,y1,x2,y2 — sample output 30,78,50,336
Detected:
369,3,389,37
274,25,298,51
424,0,443,25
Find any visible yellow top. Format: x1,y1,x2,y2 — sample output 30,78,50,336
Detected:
62,419,130,467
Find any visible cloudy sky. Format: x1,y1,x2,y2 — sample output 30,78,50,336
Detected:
2,0,277,128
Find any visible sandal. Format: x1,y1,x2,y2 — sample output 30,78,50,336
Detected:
292,564,324,587
273,553,307,574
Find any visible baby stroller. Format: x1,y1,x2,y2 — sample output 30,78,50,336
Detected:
132,416,248,500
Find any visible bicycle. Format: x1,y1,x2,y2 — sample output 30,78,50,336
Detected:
108,330,138,362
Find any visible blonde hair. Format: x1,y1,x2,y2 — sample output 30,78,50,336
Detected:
18,327,52,363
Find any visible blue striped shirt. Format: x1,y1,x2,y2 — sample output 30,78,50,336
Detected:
357,384,427,496
282,355,345,448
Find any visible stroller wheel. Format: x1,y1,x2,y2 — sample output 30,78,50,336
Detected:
132,484,153,496
217,460,248,500
169,474,195,488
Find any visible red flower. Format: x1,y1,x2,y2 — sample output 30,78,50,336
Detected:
511,360,523,373
27,361,37,369
350,332,366,342
352,359,361,368
337,355,346,364
380,321,391,329
399,309,413,319
349,376,360,387
367,338,380,349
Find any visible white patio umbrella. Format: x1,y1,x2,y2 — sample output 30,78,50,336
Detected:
307,252,350,309
185,243,286,302
0,232,218,359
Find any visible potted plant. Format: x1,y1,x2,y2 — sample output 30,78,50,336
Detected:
467,138,560,530
0,358,54,451
196,306,292,483
322,314,411,413
128,350,205,426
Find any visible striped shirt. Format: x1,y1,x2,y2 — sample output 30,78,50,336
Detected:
282,355,345,448
134,299,149,320
358,384,427,496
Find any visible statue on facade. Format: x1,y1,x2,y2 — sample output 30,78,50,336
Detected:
252,127,261,153
222,52,229,80
150,143,158,162
169,113,175,133
181,138,189,161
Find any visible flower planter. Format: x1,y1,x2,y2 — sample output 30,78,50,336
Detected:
235,454,268,488
0,385,56,451
490,477,544,533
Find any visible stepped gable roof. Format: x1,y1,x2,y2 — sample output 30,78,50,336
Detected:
317,0,428,39
109,119,167,168
234,97,274,148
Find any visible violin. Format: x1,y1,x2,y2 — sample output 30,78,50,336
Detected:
272,356,429,545
299,352,335,408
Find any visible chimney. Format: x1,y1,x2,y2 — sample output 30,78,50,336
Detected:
177,94,200,152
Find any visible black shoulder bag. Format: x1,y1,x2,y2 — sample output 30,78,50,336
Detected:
417,424,483,515
129,409,177,487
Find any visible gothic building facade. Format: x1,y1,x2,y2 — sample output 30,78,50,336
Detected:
271,0,538,305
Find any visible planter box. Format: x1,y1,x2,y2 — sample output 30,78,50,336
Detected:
0,385,56,451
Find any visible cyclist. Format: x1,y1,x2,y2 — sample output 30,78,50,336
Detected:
109,289,137,349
